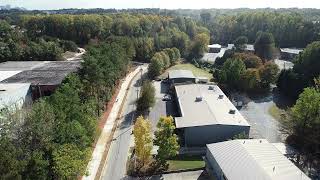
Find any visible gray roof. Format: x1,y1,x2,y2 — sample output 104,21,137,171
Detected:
0,61,81,85
280,48,303,54
174,84,250,128
168,70,195,79
207,139,310,180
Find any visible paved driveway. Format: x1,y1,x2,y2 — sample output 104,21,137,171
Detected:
237,91,289,143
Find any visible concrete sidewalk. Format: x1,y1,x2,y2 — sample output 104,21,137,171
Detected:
83,66,145,180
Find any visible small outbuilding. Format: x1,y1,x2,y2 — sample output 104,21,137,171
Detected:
168,70,196,84
205,139,310,180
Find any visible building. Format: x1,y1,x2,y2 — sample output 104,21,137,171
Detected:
168,70,196,84
245,44,255,52
280,48,303,61
174,84,250,147
0,61,81,100
205,139,310,180
208,44,222,53
0,83,32,110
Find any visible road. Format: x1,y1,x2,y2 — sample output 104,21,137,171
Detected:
100,68,146,180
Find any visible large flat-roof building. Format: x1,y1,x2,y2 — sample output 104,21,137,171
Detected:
174,84,250,147
205,139,310,180
168,70,196,84
0,61,81,100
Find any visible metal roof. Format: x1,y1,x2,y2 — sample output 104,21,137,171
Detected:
207,139,310,180
0,61,81,85
168,70,195,80
280,48,303,54
245,44,255,51
208,44,222,49
0,71,21,81
174,84,250,128
0,83,31,109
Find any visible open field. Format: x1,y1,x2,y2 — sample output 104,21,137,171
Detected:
159,63,213,79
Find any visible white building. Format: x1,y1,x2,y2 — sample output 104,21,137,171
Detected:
206,139,310,180
0,83,32,110
174,84,250,147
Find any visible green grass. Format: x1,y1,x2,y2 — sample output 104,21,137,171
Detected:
168,155,205,171
268,104,286,121
159,63,213,80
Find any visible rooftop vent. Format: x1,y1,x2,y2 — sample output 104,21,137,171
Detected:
208,86,214,90
218,95,224,99
195,96,203,102
229,109,236,114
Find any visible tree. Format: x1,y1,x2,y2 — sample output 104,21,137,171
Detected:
277,41,320,99
154,116,179,169
259,62,279,87
189,33,210,59
254,32,276,61
148,56,164,79
133,116,153,168
234,53,263,68
240,68,260,91
52,144,91,179
136,81,156,112
234,36,248,52
281,87,320,171
200,12,211,25
217,58,246,89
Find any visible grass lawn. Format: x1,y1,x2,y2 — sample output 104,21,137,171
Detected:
268,104,286,121
159,63,213,80
168,155,205,171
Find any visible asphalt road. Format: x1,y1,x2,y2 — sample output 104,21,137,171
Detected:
101,69,145,180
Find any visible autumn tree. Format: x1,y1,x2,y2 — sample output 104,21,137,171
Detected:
133,116,153,169
154,116,179,169
189,33,210,59
259,62,279,88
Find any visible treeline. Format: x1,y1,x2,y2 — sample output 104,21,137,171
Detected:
202,12,320,48
0,20,78,62
19,14,209,61
0,40,133,179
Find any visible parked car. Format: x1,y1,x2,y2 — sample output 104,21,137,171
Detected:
162,94,172,101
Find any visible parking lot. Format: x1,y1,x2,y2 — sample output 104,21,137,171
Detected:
149,81,179,132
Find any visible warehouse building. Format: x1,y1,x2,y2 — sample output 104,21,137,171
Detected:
205,139,310,180
174,84,250,147
208,44,222,53
0,61,81,100
280,48,303,61
168,70,196,84
0,83,32,110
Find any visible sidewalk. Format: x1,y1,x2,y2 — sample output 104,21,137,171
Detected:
83,66,143,180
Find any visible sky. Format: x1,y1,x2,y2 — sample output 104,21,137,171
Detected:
1,0,320,10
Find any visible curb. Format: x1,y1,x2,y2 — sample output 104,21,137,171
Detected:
94,68,142,180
